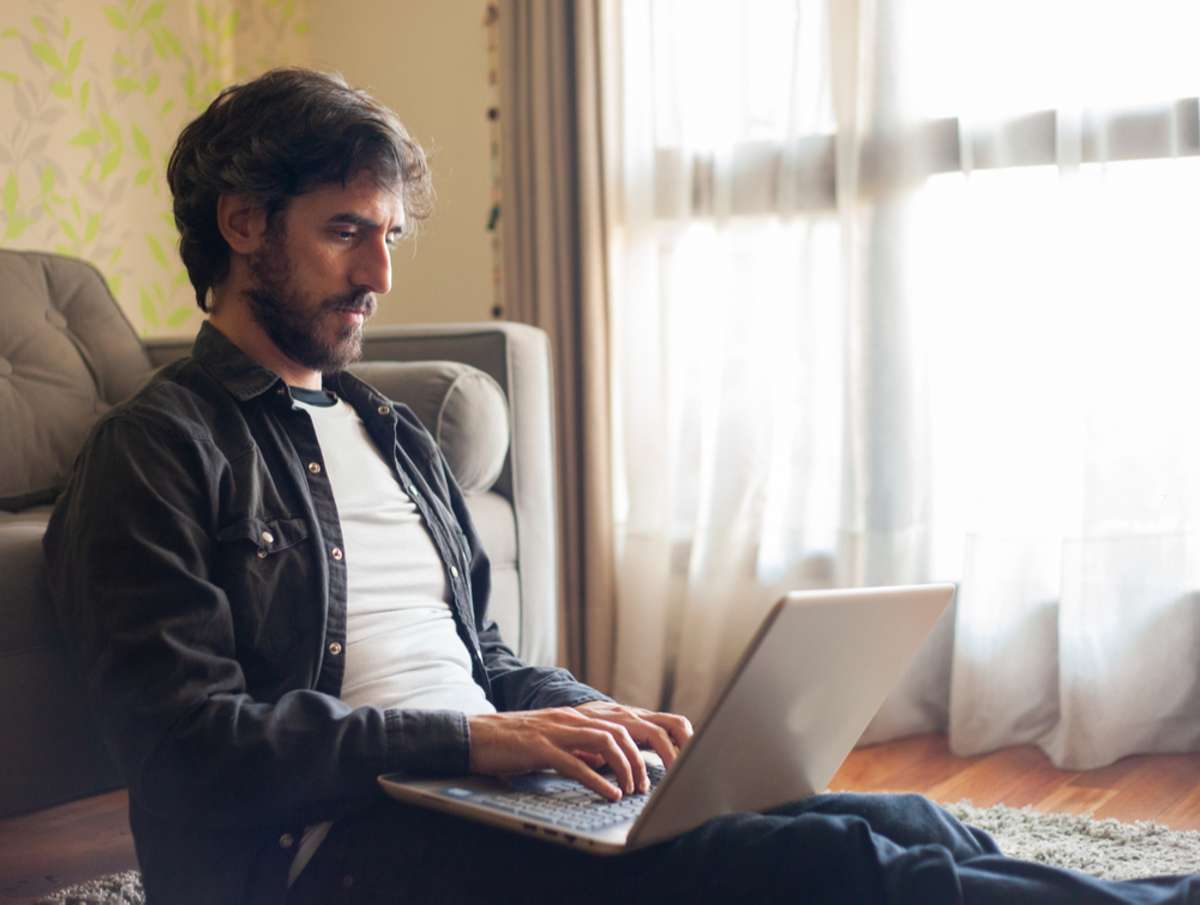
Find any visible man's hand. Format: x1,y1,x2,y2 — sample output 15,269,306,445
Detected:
572,700,693,770
467,702,694,802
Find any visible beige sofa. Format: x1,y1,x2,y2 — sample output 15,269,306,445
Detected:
0,247,561,818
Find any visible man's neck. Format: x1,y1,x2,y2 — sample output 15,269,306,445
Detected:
208,293,322,390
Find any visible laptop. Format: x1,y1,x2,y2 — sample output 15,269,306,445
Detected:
378,583,954,854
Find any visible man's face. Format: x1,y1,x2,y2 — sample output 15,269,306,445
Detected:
245,170,406,374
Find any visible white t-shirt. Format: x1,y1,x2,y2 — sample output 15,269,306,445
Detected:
288,388,495,883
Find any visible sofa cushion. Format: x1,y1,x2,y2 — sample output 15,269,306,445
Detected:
0,508,56,655
0,250,151,510
0,505,124,817
464,490,520,650
349,360,509,494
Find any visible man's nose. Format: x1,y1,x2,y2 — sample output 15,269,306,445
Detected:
352,235,392,296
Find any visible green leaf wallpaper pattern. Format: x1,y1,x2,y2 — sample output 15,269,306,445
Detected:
0,0,312,336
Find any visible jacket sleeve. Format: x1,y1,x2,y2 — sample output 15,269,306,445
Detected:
43,413,468,831
436,441,612,714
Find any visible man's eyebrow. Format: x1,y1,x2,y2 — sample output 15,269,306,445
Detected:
327,212,405,234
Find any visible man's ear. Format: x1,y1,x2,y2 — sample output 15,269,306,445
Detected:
217,194,269,254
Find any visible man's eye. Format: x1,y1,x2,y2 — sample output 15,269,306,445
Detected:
333,230,357,241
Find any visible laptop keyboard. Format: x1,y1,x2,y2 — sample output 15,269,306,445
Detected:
441,763,666,832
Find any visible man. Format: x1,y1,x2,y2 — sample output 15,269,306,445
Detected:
44,68,1198,905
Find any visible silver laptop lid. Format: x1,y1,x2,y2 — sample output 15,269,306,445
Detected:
630,583,954,847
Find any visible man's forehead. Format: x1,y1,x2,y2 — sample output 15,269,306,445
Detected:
295,173,406,223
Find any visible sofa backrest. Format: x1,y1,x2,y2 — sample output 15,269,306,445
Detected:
0,249,152,511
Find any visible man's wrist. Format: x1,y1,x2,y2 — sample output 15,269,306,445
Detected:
565,690,614,709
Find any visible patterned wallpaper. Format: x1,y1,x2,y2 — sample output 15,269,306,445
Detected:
0,0,311,336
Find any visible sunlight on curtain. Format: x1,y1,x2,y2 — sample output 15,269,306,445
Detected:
607,0,1200,768
914,159,1200,766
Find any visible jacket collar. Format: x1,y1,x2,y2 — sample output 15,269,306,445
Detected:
191,320,286,402
191,320,388,412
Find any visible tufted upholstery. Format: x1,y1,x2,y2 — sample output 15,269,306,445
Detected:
0,248,561,819
0,250,151,510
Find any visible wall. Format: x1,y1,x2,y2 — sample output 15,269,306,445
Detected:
308,0,496,327
0,0,312,337
0,0,497,336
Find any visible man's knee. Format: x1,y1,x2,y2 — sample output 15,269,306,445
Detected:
772,791,998,859
655,810,893,903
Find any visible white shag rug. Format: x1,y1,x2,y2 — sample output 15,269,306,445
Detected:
944,801,1200,881
35,870,143,905
33,801,1200,903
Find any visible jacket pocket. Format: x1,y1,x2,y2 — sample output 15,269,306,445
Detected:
216,515,309,556
214,515,313,676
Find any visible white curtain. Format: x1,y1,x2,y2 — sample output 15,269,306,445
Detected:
606,0,1200,769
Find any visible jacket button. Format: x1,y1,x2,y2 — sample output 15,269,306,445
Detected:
328,641,343,656
256,549,268,560
308,461,322,474
279,833,295,849
377,404,390,415
331,546,343,561
260,530,274,544
450,565,459,578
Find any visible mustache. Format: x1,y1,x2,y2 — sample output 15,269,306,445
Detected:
324,291,376,318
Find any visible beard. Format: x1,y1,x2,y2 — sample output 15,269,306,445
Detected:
245,230,376,374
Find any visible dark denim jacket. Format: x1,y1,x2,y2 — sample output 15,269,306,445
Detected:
43,322,606,905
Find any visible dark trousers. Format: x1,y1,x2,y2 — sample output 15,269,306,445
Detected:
287,792,1199,905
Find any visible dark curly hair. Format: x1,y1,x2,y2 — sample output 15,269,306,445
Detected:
167,68,434,311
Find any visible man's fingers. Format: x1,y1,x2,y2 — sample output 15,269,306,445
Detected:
568,726,639,795
571,749,606,769
640,711,694,752
629,717,679,768
589,719,649,792
544,745,622,801
469,707,684,796
574,700,694,760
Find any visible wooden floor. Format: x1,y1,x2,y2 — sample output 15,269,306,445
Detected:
1,733,1197,903
0,788,136,904
829,733,1200,829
